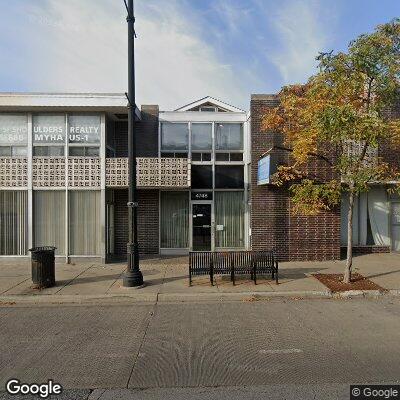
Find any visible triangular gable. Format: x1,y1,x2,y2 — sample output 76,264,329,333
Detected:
175,96,245,112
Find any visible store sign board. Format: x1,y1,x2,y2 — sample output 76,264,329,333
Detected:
68,115,101,144
33,115,66,143
257,155,271,185
0,114,28,145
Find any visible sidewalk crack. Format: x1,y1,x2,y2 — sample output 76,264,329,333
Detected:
126,304,156,388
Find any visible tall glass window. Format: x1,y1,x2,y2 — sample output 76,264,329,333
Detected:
160,191,189,248
34,191,66,255
0,114,28,156
215,191,244,248
215,123,243,150
0,191,28,255
33,115,66,144
68,115,101,144
161,123,188,151
191,123,212,150
69,191,101,255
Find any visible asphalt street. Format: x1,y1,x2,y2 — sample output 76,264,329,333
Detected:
0,297,399,399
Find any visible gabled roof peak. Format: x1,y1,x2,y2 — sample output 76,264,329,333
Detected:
175,96,245,113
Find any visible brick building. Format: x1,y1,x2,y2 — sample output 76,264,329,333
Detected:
0,92,398,263
0,93,250,262
251,94,399,261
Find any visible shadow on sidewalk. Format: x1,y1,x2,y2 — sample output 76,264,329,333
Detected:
365,268,400,279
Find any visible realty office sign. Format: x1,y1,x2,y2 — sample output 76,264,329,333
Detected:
68,115,100,144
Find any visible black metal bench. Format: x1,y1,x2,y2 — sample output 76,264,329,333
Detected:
189,250,278,286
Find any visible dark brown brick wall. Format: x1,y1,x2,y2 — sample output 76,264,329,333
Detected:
114,105,159,158
114,122,128,157
250,95,290,260
113,189,159,256
250,94,341,261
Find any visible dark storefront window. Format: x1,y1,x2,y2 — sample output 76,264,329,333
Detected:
191,165,213,189
215,165,244,189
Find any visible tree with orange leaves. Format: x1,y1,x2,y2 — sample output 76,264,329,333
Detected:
263,19,400,283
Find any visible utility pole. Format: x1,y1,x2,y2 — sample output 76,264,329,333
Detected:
123,0,143,287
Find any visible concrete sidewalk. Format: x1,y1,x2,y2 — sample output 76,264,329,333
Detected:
1,253,400,303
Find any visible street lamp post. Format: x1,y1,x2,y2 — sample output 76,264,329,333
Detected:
123,0,144,287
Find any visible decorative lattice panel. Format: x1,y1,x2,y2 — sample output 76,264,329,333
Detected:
32,157,66,187
106,157,189,188
106,158,129,187
138,157,161,187
68,157,101,188
160,158,189,187
0,157,28,187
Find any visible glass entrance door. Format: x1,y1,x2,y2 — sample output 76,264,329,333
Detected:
192,203,212,251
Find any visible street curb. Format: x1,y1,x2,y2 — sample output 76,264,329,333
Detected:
332,290,389,299
0,290,332,305
0,289,397,305
0,293,158,305
157,290,332,302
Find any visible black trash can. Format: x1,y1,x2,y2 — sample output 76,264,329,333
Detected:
29,246,57,289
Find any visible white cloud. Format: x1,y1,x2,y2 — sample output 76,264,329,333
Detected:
14,0,249,110
266,0,330,84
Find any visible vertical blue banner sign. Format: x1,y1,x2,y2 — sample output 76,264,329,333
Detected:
257,155,270,185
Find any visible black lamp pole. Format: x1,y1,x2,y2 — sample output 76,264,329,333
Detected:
123,0,143,287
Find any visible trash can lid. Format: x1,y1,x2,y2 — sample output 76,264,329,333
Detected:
29,246,57,252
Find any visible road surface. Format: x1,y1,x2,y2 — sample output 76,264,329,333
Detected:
0,297,399,399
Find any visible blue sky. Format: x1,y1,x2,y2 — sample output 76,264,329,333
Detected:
0,0,398,110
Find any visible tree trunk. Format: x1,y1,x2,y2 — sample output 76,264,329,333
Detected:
344,190,355,284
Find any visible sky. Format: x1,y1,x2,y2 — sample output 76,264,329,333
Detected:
0,0,398,111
